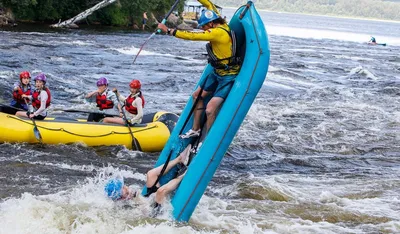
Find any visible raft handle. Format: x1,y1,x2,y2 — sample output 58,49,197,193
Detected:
240,1,252,19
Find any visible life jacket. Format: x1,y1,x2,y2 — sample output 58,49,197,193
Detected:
125,92,145,115
96,91,114,110
12,84,31,104
206,27,241,70
32,88,51,109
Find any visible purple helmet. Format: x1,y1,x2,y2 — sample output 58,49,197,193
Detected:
97,77,108,86
34,73,47,84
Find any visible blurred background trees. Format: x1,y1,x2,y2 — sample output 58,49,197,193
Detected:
1,0,399,25
0,0,184,26
213,0,400,21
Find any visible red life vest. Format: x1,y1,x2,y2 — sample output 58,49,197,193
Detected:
13,84,31,104
32,88,51,109
96,91,114,110
125,93,145,115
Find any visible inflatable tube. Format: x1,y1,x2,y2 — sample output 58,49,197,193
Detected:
142,1,270,221
0,109,178,152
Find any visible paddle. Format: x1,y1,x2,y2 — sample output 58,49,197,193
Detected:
0,103,25,115
114,90,141,151
24,99,43,143
0,103,25,111
132,0,181,65
62,109,119,117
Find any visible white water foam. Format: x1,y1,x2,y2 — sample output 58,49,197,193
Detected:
0,166,274,234
347,66,377,80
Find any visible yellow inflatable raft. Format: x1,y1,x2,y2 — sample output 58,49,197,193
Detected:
0,106,178,152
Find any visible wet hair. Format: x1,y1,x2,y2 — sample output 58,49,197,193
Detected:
212,17,227,25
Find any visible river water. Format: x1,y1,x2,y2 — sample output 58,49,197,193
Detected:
0,7,399,234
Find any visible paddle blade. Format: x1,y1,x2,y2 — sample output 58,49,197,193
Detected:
33,126,43,143
132,137,142,151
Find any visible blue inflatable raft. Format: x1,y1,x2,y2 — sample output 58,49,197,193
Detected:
143,1,270,222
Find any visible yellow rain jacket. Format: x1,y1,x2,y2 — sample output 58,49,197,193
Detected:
174,0,240,76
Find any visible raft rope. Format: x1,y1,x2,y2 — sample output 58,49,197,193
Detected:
7,115,155,138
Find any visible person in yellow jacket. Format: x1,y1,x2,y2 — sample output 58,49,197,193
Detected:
158,0,241,139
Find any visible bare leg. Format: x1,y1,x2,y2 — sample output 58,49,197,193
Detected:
205,96,224,133
15,111,29,118
146,152,186,188
103,117,125,125
155,174,185,204
192,100,203,131
192,87,211,131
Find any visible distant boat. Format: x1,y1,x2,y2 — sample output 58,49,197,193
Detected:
367,42,387,46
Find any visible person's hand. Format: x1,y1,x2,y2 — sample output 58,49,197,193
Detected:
89,90,98,97
14,86,21,91
29,113,35,118
119,112,123,118
157,23,168,33
112,88,118,93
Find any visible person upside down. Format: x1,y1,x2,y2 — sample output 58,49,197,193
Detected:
104,144,191,216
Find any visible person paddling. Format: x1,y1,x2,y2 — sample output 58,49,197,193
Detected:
103,79,144,125
15,73,51,120
85,77,122,122
157,0,241,140
11,71,32,111
369,36,377,44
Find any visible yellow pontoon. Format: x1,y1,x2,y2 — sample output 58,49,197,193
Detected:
0,105,178,152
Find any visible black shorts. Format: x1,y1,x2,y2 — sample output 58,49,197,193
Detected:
33,115,46,120
87,113,114,122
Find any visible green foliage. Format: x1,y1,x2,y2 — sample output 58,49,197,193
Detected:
0,0,184,25
91,4,128,26
213,0,400,21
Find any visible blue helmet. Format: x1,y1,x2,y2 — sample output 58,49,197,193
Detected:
197,10,219,27
104,178,123,200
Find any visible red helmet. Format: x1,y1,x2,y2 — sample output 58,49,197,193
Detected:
129,79,141,89
19,71,31,80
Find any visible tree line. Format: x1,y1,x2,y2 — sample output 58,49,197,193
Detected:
213,0,400,21
0,0,183,26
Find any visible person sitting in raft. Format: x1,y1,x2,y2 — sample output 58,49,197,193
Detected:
157,0,241,139
104,145,192,214
103,79,144,125
369,36,377,44
85,77,122,122
11,71,32,111
15,73,51,120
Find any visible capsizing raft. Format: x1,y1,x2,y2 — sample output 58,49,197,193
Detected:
142,1,270,221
